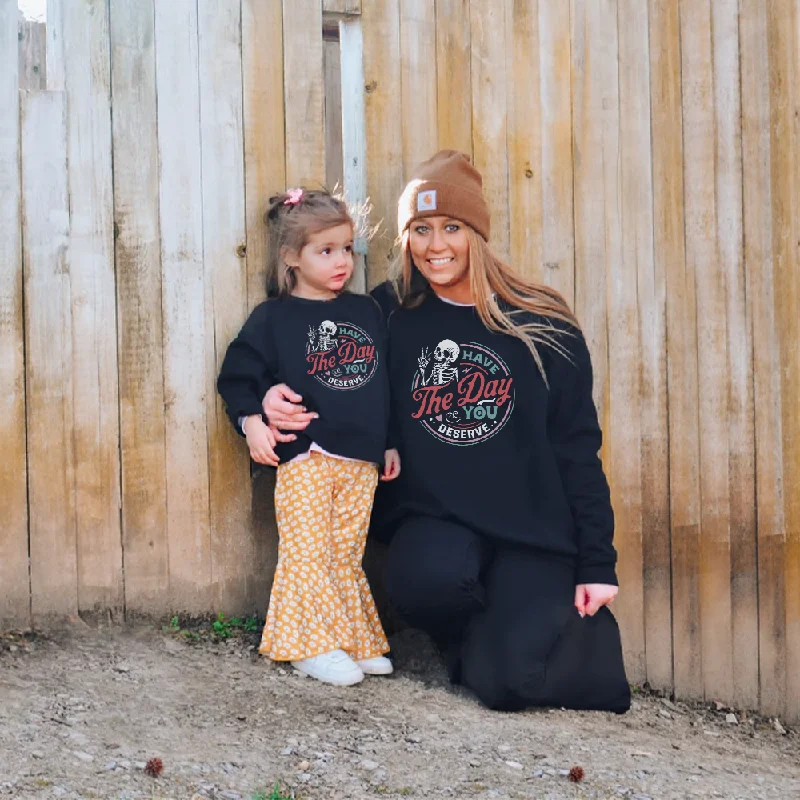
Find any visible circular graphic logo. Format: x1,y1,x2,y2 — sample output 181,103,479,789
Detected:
410,340,515,445
305,320,378,391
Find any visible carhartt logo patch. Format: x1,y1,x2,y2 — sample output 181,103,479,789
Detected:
417,190,437,211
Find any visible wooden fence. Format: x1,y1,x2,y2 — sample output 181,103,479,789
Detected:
1,0,798,722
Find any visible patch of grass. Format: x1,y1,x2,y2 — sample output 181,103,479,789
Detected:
212,613,261,640
162,612,261,643
252,781,294,800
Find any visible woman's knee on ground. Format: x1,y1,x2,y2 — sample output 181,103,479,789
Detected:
385,518,486,626
462,607,631,713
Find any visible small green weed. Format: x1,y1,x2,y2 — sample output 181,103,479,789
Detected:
163,615,180,632
212,612,261,639
251,780,294,800
212,612,234,639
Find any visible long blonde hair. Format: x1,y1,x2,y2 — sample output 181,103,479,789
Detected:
390,226,580,384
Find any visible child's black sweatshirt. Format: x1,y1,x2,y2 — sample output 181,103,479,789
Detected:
384,290,617,586
217,292,389,464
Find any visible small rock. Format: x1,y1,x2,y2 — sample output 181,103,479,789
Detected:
505,760,523,769
286,737,299,747
31,751,44,759
773,718,787,734
405,734,421,743
469,759,481,767
114,663,131,673
73,751,94,762
360,759,380,771
659,709,672,719
497,744,512,753
134,760,147,769
725,713,738,725
297,760,311,771
297,774,312,783
660,698,680,712
53,788,68,797
280,747,293,756
714,701,725,711
558,769,571,777
236,714,247,721
8,644,18,652
103,760,117,771
117,759,131,769
534,769,544,778
221,792,242,799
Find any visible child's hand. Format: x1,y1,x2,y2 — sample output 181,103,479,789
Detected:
380,449,401,481
245,414,279,467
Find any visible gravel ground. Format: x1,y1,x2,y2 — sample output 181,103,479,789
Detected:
1,621,798,800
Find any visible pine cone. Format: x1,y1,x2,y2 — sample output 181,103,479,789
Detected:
144,757,164,777
568,765,584,783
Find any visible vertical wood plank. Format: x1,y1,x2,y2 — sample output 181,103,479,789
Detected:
45,0,64,91
0,0,30,629
109,0,169,616
242,0,285,611
651,0,703,699
198,0,254,615
740,0,785,719
620,0,671,691
362,0,404,286
400,0,438,175
572,0,645,682
470,0,509,259
506,0,543,281
324,36,345,191
283,0,325,187
242,0,286,312
340,17,369,292
60,0,123,616
18,19,46,90
769,0,800,724
681,0,733,705
154,0,213,613
435,0,472,156
538,0,574,306
613,0,648,686
714,0,758,711
21,90,77,621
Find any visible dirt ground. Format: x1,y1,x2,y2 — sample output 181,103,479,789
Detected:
1,622,799,800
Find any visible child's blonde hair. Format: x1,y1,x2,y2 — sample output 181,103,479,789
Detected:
265,188,354,296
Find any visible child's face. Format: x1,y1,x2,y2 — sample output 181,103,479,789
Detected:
288,223,355,299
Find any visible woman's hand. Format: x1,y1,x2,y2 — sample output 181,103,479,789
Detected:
244,415,279,467
574,583,618,618
381,449,401,481
262,384,318,441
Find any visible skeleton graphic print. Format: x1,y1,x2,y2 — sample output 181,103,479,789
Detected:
411,339,515,445
306,320,378,390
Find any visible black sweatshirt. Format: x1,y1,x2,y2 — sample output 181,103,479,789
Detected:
217,292,390,464
381,288,617,586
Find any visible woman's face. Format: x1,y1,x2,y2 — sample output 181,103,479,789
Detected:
408,216,470,295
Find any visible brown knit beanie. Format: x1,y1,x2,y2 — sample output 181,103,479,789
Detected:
397,150,491,241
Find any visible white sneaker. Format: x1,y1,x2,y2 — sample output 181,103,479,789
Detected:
356,656,394,675
291,650,364,686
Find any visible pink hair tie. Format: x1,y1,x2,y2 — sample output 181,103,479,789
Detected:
284,188,303,205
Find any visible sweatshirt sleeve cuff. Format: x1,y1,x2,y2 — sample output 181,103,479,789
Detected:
576,563,618,586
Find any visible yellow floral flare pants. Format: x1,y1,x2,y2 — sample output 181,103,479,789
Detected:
259,451,390,662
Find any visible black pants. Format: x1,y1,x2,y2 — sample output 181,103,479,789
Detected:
385,516,631,713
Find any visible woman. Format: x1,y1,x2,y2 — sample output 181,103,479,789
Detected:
263,151,630,713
